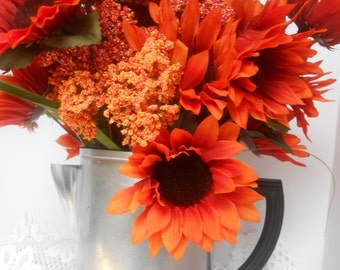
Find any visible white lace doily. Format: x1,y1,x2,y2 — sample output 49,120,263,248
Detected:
0,215,295,270
0,215,75,270
212,233,296,270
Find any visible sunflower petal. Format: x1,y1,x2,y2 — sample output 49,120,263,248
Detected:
158,0,178,40
148,232,163,257
180,89,202,114
106,186,138,214
122,21,147,51
228,187,264,204
170,236,188,261
180,0,200,47
195,7,222,52
162,207,183,252
119,161,145,178
146,203,172,236
237,204,262,222
201,141,244,162
199,234,214,252
148,1,160,23
139,154,163,175
221,226,238,245
171,39,188,67
192,116,219,148
180,50,209,90
212,197,241,230
183,206,203,244
210,167,235,193
132,210,149,244
170,128,193,151
218,122,241,141
198,200,221,241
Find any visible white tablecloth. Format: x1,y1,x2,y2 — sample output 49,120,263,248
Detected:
0,215,295,270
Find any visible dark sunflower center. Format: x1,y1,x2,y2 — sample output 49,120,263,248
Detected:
152,151,213,206
12,0,55,29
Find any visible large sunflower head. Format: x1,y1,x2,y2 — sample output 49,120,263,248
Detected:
224,0,333,137
107,116,263,260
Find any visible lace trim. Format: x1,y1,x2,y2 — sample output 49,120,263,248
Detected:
0,215,295,270
0,215,75,270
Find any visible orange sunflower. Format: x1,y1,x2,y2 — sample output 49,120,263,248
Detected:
0,0,81,55
0,59,49,129
224,0,332,136
288,0,340,48
148,0,232,120
107,116,263,260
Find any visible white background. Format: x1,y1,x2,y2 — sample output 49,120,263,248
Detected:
0,45,340,269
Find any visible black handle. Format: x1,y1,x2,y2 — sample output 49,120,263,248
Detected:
238,178,284,270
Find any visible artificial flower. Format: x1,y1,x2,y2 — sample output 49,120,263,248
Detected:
0,0,338,261
244,119,309,166
149,0,232,119
107,116,263,260
56,133,82,159
0,92,41,130
104,31,182,147
252,133,309,166
0,0,81,55
0,60,48,129
224,0,332,137
288,0,340,48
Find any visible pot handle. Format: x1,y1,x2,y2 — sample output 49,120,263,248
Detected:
238,178,284,270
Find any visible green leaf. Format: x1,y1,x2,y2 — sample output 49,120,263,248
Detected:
266,118,290,133
0,79,59,112
241,129,292,154
41,12,102,48
0,45,41,69
240,130,262,156
96,128,121,150
265,131,292,153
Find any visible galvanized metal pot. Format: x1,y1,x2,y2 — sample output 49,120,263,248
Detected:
51,148,210,270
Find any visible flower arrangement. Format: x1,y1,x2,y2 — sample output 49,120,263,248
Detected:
0,0,339,261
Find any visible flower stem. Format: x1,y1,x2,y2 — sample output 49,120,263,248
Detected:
96,128,121,150
0,79,121,150
0,79,59,112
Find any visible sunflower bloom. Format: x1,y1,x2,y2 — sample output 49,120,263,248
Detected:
288,0,340,48
149,0,233,120
107,116,263,260
224,0,332,136
0,0,81,55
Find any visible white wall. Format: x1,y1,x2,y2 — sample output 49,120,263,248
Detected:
322,73,340,269
0,117,71,240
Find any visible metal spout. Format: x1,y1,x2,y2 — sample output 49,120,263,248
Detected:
51,164,81,231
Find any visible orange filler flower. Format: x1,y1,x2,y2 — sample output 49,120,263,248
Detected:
107,116,263,260
104,31,182,147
